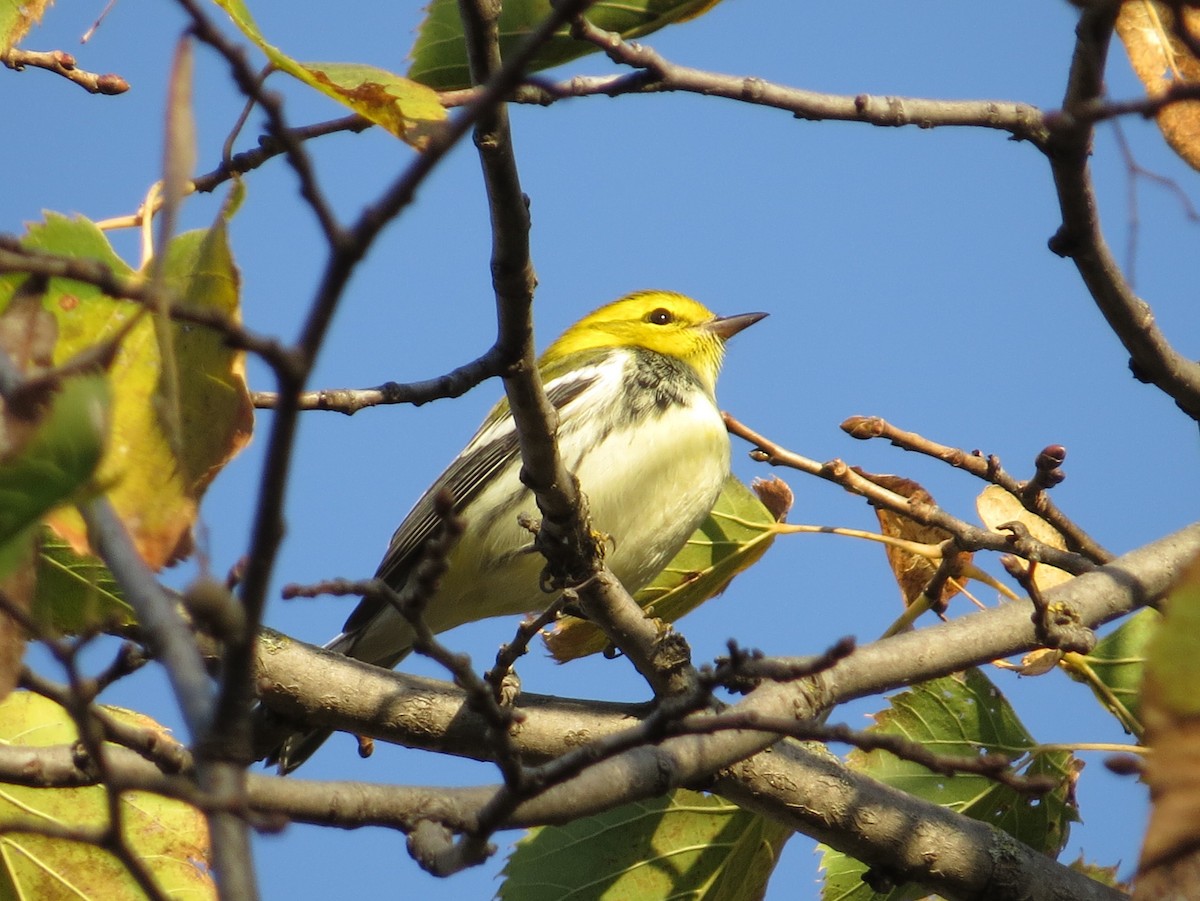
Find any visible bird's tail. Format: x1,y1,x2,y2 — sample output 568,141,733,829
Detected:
261,721,335,775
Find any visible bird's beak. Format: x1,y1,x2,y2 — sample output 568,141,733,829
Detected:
707,311,768,340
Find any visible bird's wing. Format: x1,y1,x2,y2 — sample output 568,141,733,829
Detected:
341,367,602,635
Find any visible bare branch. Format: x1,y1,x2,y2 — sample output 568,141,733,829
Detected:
248,522,1195,900
1046,3,1200,421
841,415,1112,563
570,15,1050,144
1,47,128,94
725,413,1097,575
249,345,508,414
0,238,293,369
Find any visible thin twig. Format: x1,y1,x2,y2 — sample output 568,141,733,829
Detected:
724,413,1097,575
1,47,128,94
249,347,508,413
841,415,1112,563
0,239,292,368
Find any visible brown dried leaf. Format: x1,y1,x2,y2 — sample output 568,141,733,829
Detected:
750,475,793,522
1116,1,1200,172
1137,721,1200,891
858,471,970,612
1137,553,1200,891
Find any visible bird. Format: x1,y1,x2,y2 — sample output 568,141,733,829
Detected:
264,290,765,773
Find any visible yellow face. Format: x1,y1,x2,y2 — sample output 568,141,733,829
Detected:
544,291,727,390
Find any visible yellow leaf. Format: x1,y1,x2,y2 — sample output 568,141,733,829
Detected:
0,692,214,900
994,647,1063,676
213,0,446,149
976,484,1072,592
0,0,53,55
7,213,252,570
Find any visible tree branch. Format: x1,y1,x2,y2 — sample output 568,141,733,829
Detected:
841,415,1113,563
250,523,1197,896
1,47,128,94
725,414,1098,575
1046,2,1200,421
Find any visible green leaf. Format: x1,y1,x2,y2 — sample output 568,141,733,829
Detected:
159,216,254,493
1061,608,1158,739
0,692,215,900
0,212,252,570
408,0,725,91
500,788,791,901
0,0,53,54
0,374,110,577
1143,554,1200,720
212,0,446,148
546,475,779,661
34,530,133,634
820,669,1077,900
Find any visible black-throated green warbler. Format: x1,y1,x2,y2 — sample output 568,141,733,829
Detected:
268,291,765,772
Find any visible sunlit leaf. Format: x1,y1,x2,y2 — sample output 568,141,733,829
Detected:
545,475,782,661
500,788,790,901
159,217,254,495
408,0,725,91
820,668,1077,900
1060,608,1158,739
0,212,252,571
1116,1,1200,172
213,0,446,149
0,0,53,54
0,372,110,670
976,484,1072,592
0,292,113,678
34,530,133,633
0,692,214,900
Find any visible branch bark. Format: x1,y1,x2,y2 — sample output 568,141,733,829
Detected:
251,522,1199,899
1046,3,1200,421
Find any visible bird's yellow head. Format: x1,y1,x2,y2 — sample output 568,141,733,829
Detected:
542,291,766,393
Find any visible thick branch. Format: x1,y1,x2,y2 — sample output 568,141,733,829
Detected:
252,523,1198,897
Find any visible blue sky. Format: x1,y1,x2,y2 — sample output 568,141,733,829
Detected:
5,0,1199,897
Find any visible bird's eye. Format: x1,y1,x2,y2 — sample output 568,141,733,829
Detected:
647,308,674,325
